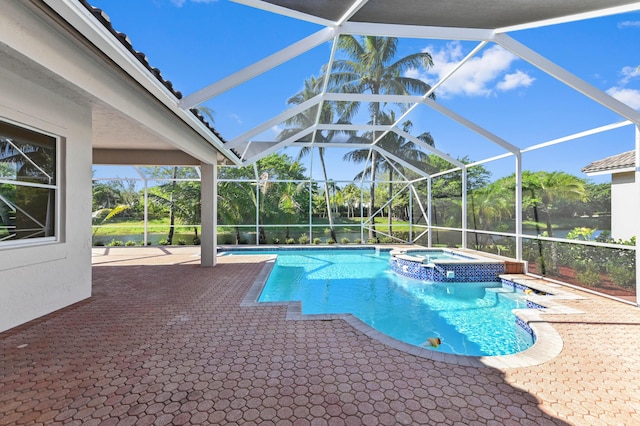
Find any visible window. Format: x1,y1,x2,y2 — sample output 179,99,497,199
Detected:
0,120,58,244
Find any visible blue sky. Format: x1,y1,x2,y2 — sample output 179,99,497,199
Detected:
90,0,640,184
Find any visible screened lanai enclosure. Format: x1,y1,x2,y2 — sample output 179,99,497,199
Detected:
87,0,640,304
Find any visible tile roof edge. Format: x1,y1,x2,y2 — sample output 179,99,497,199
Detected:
77,0,182,100
76,0,235,152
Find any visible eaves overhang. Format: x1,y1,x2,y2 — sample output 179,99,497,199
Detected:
40,0,241,165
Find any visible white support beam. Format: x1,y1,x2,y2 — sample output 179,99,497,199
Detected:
466,152,514,168
515,152,523,261
462,167,467,249
316,124,390,132
337,0,370,26
323,93,424,104
376,151,411,182
227,95,323,148
200,162,216,267
496,33,640,124
427,177,432,247
243,127,316,164
180,27,336,108
309,35,341,145
294,142,373,149
372,146,429,179
339,21,495,41
393,128,465,168
423,97,520,154
521,121,634,153
636,124,640,305
371,41,488,147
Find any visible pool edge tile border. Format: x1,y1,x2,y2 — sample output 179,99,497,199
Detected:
241,259,572,370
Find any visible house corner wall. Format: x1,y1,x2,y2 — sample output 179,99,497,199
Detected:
611,172,638,242
0,65,92,333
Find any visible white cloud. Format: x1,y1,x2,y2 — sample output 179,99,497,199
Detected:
620,65,640,85
605,63,640,110
618,20,640,29
271,124,284,136
170,0,217,6
497,70,535,91
408,42,534,98
230,113,243,124
606,87,640,109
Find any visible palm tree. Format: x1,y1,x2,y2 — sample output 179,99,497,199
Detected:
331,35,434,239
341,183,360,218
278,181,304,240
280,76,355,241
344,111,433,236
468,184,513,251
522,170,587,272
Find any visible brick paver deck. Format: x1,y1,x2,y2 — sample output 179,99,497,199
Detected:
1,246,639,425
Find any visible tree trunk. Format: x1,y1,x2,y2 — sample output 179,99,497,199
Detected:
369,150,377,241
167,167,178,244
532,201,546,274
545,209,558,271
319,151,337,241
234,226,241,244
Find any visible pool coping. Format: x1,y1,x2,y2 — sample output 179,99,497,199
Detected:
239,253,584,370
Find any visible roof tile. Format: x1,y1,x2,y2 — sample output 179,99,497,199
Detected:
581,150,635,174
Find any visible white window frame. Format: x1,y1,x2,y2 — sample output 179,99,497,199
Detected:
0,118,60,248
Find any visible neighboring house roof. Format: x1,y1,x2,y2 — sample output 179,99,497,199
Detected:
77,0,229,148
581,150,636,175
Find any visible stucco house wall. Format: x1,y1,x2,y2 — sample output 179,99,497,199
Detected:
611,171,638,241
0,43,93,331
0,1,228,332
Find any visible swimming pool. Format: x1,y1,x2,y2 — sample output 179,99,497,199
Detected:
232,248,534,356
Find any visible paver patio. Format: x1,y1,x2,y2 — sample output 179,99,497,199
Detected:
1,246,639,425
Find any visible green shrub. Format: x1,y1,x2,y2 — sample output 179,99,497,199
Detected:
285,238,296,245
108,239,124,247
607,264,636,289
125,240,137,247
354,238,362,244
298,234,310,245
159,239,170,246
327,238,336,245
379,237,393,244
391,231,410,242
367,238,378,244
272,238,280,244
192,237,201,245
576,264,601,287
340,238,350,244
313,238,322,245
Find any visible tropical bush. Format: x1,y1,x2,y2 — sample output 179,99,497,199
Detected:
313,238,322,245
341,238,350,244
298,234,310,245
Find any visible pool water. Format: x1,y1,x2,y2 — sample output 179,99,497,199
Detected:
408,250,470,262
246,249,533,356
